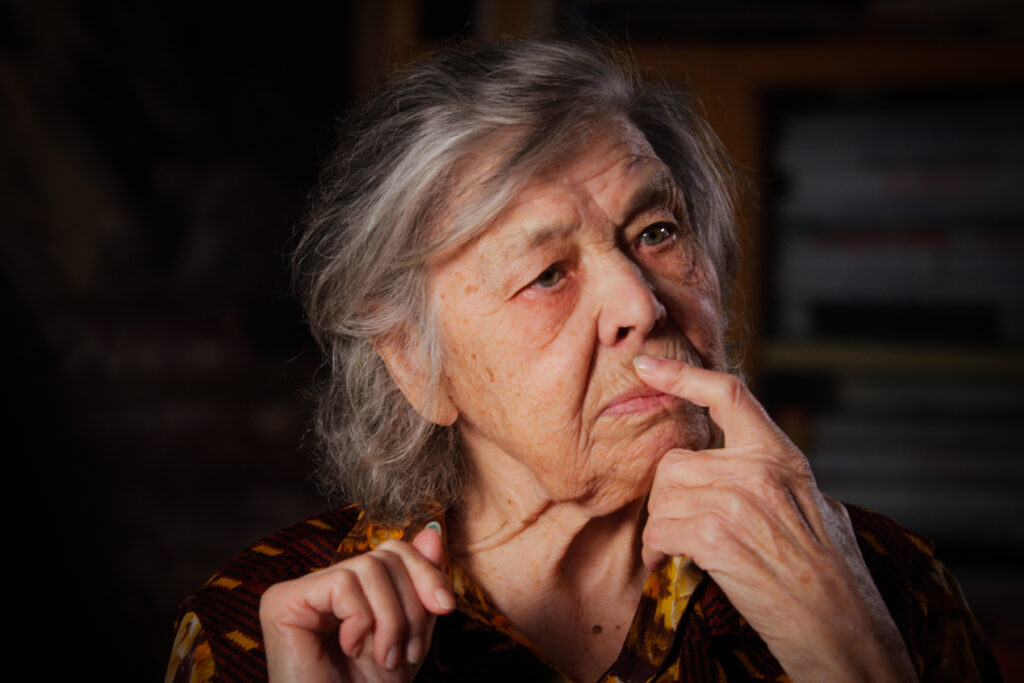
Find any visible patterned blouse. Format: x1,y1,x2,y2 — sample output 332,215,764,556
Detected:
166,504,1001,682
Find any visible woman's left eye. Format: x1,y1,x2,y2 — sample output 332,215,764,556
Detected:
532,264,565,288
637,223,676,247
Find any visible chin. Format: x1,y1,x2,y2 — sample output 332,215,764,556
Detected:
641,402,713,452
582,423,709,513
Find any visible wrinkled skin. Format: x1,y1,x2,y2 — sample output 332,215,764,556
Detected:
260,527,454,682
258,119,915,682
636,355,915,682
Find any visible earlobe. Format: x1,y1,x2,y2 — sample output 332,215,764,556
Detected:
375,334,459,427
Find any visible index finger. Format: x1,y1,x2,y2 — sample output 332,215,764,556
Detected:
375,532,456,616
633,354,779,448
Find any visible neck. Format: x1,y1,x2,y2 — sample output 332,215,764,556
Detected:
447,444,652,682
447,447,648,608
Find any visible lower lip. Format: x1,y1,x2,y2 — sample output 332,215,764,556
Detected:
603,393,680,416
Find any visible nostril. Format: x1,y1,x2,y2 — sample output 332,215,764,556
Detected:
616,326,630,340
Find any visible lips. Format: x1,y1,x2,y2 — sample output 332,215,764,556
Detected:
598,346,706,417
601,387,681,416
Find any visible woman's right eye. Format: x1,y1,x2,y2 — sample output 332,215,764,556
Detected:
532,264,564,289
637,222,677,248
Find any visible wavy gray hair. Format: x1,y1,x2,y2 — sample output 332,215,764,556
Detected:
292,39,739,524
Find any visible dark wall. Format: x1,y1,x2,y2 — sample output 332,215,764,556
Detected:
2,2,350,676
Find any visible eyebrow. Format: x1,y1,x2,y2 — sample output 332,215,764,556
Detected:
520,223,576,254
490,222,577,278
491,166,682,272
620,167,680,224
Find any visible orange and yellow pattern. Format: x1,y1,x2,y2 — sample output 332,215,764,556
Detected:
167,504,1000,682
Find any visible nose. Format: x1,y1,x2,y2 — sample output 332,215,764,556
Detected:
596,254,666,346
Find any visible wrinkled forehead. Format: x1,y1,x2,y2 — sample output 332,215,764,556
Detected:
503,118,668,216
532,115,657,180
427,115,668,264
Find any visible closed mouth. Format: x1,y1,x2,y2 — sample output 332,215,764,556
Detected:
601,388,681,416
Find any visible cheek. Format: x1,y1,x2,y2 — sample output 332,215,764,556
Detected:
510,284,579,348
495,313,594,418
658,260,725,370
443,326,511,397
441,310,594,447
682,289,725,368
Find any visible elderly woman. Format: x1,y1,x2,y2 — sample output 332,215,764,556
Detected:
167,40,996,682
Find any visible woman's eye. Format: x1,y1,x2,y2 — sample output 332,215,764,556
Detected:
638,223,676,247
532,264,564,288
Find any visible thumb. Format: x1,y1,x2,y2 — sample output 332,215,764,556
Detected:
411,522,445,568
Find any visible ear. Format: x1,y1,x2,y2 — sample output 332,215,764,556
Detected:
375,334,459,427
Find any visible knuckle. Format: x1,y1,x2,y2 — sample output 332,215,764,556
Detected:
695,512,729,548
791,454,815,482
654,449,696,485
341,604,371,631
333,567,359,593
748,463,781,497
642,518,663,547
774,453,815,491
376,538,408,555
721,487,747,518
258,582,286,617
646,490,660,515
827,494,849,520
370,547,403,571
359,552,388,575
338,623,368,656
668,448,699,472
648,487,672,516
720,374,748,409
662,447,691,464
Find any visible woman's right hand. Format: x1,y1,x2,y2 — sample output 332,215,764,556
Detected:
259,525,456,683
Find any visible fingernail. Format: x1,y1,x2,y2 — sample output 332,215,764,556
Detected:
386,645,400,671
425,521,442,537
633,355,662,373
406,636,424,665
435,587,456,611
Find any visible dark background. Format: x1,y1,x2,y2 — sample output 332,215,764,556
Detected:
2,1,1022,679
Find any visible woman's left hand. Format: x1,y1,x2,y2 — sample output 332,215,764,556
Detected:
634,355,916,683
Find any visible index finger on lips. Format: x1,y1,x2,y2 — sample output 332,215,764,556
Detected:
634,354,777,448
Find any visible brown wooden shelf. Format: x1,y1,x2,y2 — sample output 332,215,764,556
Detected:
634,39,1024,383
761,341,1024,376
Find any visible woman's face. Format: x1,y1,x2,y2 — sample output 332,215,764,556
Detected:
430,118,726,513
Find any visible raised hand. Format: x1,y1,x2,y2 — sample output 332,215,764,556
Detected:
259,525,456,683
634,355,916,683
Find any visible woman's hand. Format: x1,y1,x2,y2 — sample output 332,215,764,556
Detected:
258,525,456,683
634,355,916,683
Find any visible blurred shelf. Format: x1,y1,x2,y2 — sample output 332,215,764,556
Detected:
761,341,1024,376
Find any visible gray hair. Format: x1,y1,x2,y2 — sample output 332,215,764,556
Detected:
292,39,740,524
